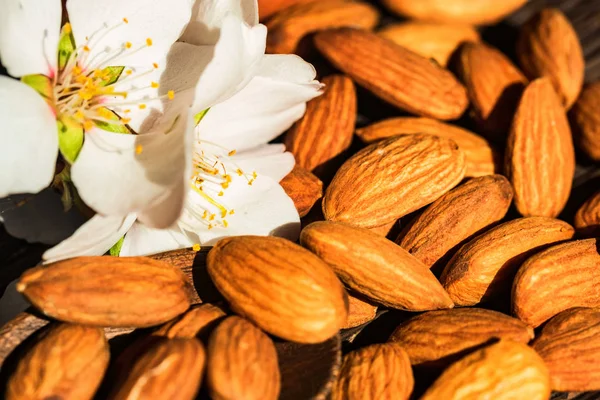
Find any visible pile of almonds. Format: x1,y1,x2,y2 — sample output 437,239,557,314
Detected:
3,0,600,399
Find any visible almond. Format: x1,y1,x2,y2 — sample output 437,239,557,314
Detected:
397,175,513,268
505,78,575,218
314,28,468,120
332,343,413,400
207,236,348,343
17,256,193,327
380,0,527,25
109,337,205,400
378,22,480,67
512,239,600,327
258,0,317,20
454,42,527,139
440,217,575,306
301,221,454,310
570,81,600,161
389,308,533,368
532,307,600,391
344,293,378,329
207,316,280,400
355,117,499,177
323,134,465,229
154,303,227,339
420,340,550,400
266,0,379,54
285,75,356,171
6,324,109,400
280,165,323,217
574,191,600,236
517,8,584,108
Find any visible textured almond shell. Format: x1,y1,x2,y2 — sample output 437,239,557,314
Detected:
332,343,414,400
380,0,527,25
285,75,356,171
517,8,584,108
440,217,575,306
574,191,600,236
454,41,527,138
389,308,533,368
397,175,513,268
378,22,480,66
266,0,379,54
280,165,323,217
420,340,550,400
17,256,193,327
571,82,600,161
505,78,575,218
323,134,466,229
301,221,454,310
207,236,348,343
6,324,109,400
154,303,227,339
258,0,317,20
344,293,378,329
512,239,600,327
314,28,468,120
110,338,205,400
532,307,600,391
355,117,498,177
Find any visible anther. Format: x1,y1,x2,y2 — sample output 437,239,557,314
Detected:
135,145,143,155
146,38,153,47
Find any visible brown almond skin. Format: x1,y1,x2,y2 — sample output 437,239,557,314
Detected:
574,191,600,236
517,8,584,108
397,175,513,268
280,165,323,217
109,338,205,400
207,316,280,400
378,22,480,67
389,308,533,368
285,75,356,171
323,134,466,229
355,117,499,177
6,324,109,400
258,0,316,20
381,0,527,25
570,81,600,161
344,293,377,329
454,42,527,139
266,0,379,54
332,343,414,400
314,28,468,120
440,217,575,306
301,221,454,310
512,239,600,328
420,340,550,400
505,78,575,218
532,307,600,391
154,303,227,339
207,236,348,343
17,256,193,327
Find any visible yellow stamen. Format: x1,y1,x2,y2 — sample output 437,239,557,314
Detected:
125,42,132,49
151,81,159,88
83,120,93,131
153,63,159,69
228,150,236,156
167,90,175,100
139,104,146,110
223,220,229,228
135,145,143,155
123,17,129,24
146,38,153,46
192,243,201,251
83,45,90,52
63,23,72,34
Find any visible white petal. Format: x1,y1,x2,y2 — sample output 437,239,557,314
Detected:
197,54,322,151
0,189,87,245
0,0,61,76
181,173,300,244
43,213,137,263
0,77,58,197
120,223,193,256
232,146,295,182
71,110,193,228
67,0,192,69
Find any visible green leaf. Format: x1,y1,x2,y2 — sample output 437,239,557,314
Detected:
98,66,125,87
56,117,84,164
58,23,76,71
109,236,125,256
21,74,53,100
93,107,130,134
194,108,210,126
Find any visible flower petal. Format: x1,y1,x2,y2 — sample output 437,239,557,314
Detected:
71,110,193,228
232,145,295,182
197,54,322,151
67,0,192,69
0,76,58,197
43,213,137,263
0,0,61,76
120,222,193,256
